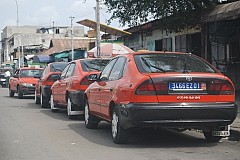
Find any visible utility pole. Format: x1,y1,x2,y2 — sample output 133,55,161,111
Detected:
70,16,75,61
96,0,101,57
52,21,55,39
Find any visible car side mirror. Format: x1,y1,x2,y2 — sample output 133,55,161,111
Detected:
49,74,60,81
13,74,19,78
87,74,99,81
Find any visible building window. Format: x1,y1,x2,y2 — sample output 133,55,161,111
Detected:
56,28,60,34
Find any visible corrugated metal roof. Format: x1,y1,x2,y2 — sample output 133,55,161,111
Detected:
42,38,96,55
202,1,240,22
77,19,131,36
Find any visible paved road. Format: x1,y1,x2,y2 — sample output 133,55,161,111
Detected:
0,88,240,160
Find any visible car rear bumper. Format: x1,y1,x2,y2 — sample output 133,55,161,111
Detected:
116,102,238,130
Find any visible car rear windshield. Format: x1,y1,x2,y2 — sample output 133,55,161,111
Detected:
135,53,218,73
20,69,43,77
50,63,68,72
81,59,110,72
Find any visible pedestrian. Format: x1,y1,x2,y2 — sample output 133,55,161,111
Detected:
4,70,11,87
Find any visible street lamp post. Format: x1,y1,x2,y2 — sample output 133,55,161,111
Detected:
96,0,101,58
70,16,75,61
14,0,21,68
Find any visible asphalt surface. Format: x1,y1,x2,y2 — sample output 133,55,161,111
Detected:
0,88,240,160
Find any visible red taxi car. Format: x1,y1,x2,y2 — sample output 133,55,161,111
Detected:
35,62,68,108
50,58,110,119
9,67,43,99
84,51,238,144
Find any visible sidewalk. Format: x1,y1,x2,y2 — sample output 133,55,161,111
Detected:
229,91,240,140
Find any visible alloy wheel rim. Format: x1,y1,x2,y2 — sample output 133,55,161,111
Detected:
34,91,37,102
67,98,71,116
85,104,89,124
50,95,54,109
40,92,43,106
112,112,118,138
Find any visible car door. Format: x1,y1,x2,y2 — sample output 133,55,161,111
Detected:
53,64,70,103
10,69,20,91
36,66,48,96
89,59,118,116
100,57,127,119
58,63,76,104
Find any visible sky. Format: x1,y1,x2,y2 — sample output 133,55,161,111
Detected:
0,0,124,32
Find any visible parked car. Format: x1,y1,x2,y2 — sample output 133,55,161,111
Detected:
0,72,6,87
84,51,238,144
9,67,43,99
50,58,110,119
0,67,13,87
35,62,68,108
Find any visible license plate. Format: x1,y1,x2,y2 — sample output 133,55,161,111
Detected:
169,82,206,91
212,125,230,137
212,131,230,137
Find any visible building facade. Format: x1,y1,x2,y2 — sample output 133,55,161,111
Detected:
123,1,240,90
1,25,84,66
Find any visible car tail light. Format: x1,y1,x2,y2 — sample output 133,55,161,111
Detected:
80,76,93,85
154,82,168,95
209,80,234,95
135,79,156,95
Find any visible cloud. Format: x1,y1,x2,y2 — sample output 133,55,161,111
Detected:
22,5,59,26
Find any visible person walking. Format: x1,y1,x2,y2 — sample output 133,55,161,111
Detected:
4,70,11,88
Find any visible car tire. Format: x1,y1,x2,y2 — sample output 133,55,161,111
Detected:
50,95,59,112
67,97,76,119
18,87,23,99
41,92,49,108
203,131,222,142
84,99,98,129
111,107,129,144
9,86,14,97
35,90,40,104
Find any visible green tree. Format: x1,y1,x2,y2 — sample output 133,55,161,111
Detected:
103,0,234,31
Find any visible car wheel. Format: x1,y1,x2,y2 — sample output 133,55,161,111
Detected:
111,107,128,144
50,95,59,112
84,99,98,129
203,131,222,142
9,86,14,97
40,92,49,108
18,87,23,99
35,90,40,104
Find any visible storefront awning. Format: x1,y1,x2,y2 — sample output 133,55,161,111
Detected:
77,19,131,36
202,1,240,22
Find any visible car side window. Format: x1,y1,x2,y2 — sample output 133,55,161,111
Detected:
108,57,126,81
99,58,117,81
65,63,76,78
60,64,70,79
41,67,48,78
